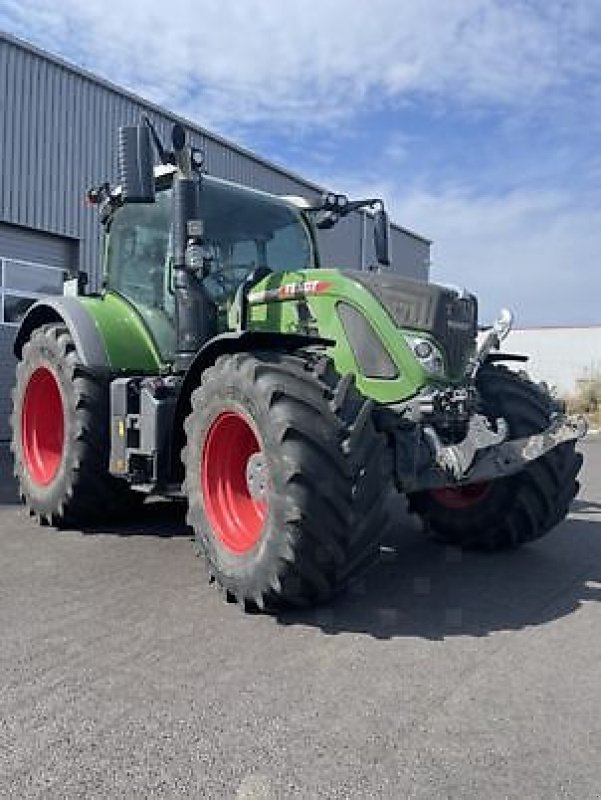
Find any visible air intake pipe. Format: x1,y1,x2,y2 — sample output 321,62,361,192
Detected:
170,126,215,370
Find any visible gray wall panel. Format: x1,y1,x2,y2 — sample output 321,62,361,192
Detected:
389,227,430,279
0,326,15,440
318,215,364,269
0,222,78,269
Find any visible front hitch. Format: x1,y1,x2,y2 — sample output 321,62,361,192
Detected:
423,414,509,480
404,413,587,493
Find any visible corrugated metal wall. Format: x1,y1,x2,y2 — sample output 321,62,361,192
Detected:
0,222,78,269
0,33,429,287
0,223,76,440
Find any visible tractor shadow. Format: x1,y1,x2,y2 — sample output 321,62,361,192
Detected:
0,444,190,533
277,499,601,640
80,498,192,539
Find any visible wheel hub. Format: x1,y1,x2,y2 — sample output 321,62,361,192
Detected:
21,366,65,486
246,453,268,500
200,410,268,554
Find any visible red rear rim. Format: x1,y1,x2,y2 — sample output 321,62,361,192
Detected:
201,410,268,554
430,482,492,510
21,366,65,486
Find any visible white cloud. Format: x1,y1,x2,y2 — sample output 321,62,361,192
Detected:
1,0,599,132
304,164,601,325
395,186,601,326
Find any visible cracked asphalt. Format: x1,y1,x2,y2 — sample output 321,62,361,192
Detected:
1,440,600,799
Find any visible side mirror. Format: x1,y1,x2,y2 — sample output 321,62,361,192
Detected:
118,125,155,203
374,206,390,266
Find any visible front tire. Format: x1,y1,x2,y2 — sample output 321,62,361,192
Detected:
183,350,391,609
11,323,138,525
408,365,583,550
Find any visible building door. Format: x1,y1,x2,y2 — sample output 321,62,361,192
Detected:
0,223,78,441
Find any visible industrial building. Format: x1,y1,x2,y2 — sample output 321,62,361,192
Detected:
0,32,431,441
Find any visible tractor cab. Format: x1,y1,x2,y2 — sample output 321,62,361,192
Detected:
103,167,317,360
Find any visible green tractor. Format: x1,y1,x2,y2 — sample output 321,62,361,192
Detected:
11,121,585,609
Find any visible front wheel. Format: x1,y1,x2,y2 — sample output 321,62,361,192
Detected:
408,365,583,550
182,351,391,609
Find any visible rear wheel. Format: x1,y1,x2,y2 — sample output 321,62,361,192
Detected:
11,323,139,525
408,365,582,550
183,350,391,609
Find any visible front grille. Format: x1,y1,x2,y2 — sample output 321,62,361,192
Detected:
443,296,478,377
350,271,478,378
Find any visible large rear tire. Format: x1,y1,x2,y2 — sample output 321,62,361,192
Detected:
408,365,582,550
11,323,139,525
183,350,391,609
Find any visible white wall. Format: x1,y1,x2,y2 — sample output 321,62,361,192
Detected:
503,327,601,396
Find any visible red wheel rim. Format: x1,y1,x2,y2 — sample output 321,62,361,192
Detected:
430,482,492,510
201,410,268,554
21,366,65,486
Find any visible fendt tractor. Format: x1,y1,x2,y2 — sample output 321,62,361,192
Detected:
11,121,586,610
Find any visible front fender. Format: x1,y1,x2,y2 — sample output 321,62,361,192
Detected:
176,330,332,417
170,330,333,478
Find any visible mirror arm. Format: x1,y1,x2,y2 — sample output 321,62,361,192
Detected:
143,115,172,165
342,198,381,215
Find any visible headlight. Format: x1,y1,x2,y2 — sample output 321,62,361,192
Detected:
403,334,446,377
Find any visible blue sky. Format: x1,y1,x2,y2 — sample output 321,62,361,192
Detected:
1,0,600,325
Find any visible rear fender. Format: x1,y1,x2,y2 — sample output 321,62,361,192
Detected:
13,297,109,367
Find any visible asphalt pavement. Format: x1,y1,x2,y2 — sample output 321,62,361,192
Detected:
1,439,600,799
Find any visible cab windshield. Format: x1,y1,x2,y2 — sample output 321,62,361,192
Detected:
105,175,314,316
